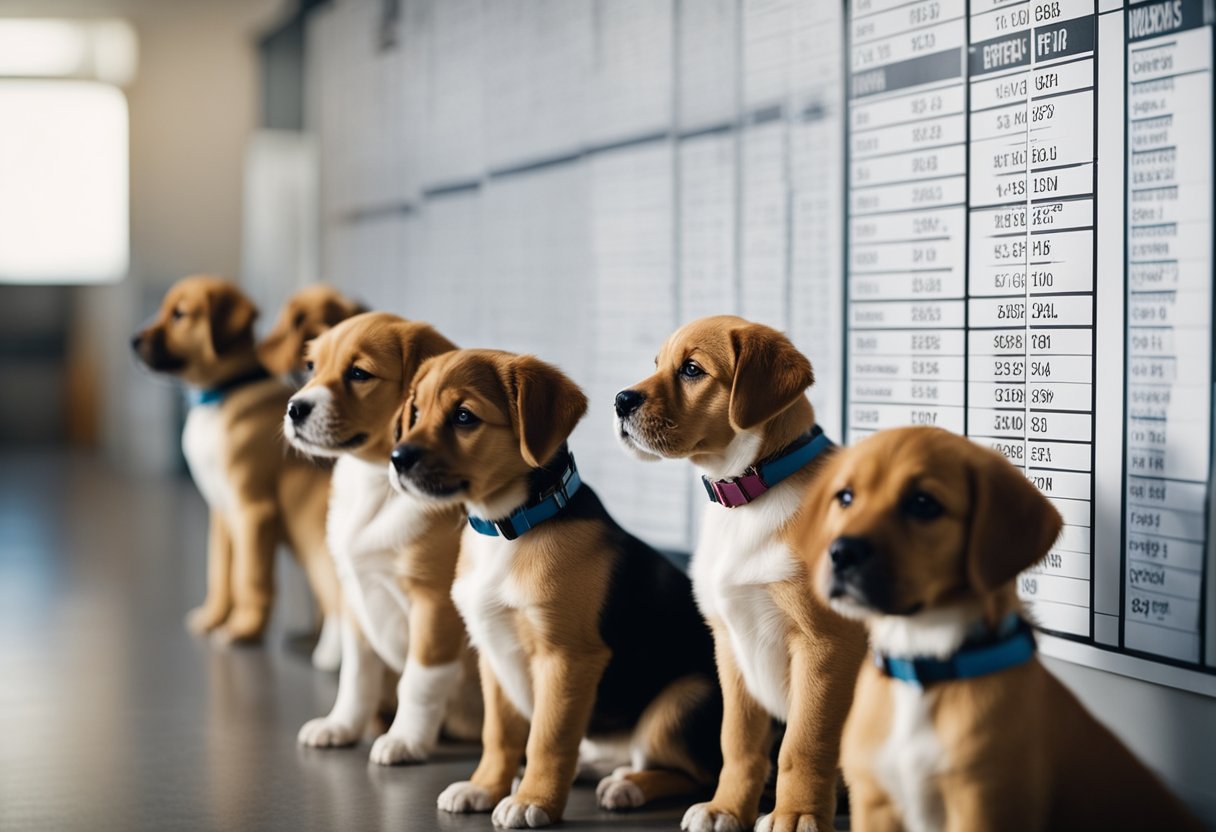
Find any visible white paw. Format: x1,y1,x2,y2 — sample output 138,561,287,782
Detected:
682,802,744,832
437,781,494,814
595,771,644,811
296,717,361,748
311,616,342,671
492,796,552,828
368,732,429,765
756,813,820,832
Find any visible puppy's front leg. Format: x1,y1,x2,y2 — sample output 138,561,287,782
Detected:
683,624,772,832
298,613,382,747
217,502,279,643
758,630,862,832
493,645,609,828
438,655,529,815
847,777,906,832
186,509,233,635
370,588,467,765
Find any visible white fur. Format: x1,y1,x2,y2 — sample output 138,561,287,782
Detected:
755,813,820,832
867,604,983,661
370,659,464,764
283,386,345,457
311,613,343,671
438,781,495,813
872,682,947,832
298,615,382,746
492,796,551,828
690,472,803,721
450,525,535,720
681,803,745,832
182,403,235,516
595,767,645,810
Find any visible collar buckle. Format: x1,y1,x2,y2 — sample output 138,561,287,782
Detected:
468,455,582,540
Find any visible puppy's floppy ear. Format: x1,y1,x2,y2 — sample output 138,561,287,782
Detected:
965,444,1063,594
256,318,298,375
206,283,258,358
728,323,815,431
397,323,457,388
502,355,588,468
321,296,366,328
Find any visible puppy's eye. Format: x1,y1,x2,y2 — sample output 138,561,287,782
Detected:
171,308,185,321
305,361,315,372
452,407,479,428
678,360,705,379
835,488,854,508
346,366,373,382
904,491,943,520
293,311,306,329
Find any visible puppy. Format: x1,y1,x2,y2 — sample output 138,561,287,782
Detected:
392,349,722,828
802,426,1203,832
131,275,343,669
616,315,867,832
285,312,481,763
257,283,365,381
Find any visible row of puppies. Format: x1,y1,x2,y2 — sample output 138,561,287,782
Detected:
134,276,1202,831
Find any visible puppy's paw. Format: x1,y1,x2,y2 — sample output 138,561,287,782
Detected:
755,812,823,832
595,771,644,811
368,732,429,766
437,781,495,814
681,802,745,832
184,605,226,635
297,717,361,748
491,796,553,828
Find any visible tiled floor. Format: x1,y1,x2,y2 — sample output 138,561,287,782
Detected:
0,449,846,832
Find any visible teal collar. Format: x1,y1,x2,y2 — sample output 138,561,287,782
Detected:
468,455,582,541
875,614,1035,687
703,425,834,507
189,366,271,407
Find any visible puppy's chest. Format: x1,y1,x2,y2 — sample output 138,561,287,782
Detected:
451,530,540,719
870,682,948,832
182,404,235,514
691,493,801,721
327,456,425,561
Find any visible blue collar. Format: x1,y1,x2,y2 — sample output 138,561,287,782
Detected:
876,614,1036,688
468,455,582,541
189,366,271,407
703,425,834,507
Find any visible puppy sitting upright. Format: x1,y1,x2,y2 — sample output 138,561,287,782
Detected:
285,312,481,763
258,283,365,382
802,426,1203,832
616,315,867,832
392,349,722,829
131,275,342,669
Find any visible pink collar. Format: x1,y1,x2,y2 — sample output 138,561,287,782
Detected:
702,427,833,508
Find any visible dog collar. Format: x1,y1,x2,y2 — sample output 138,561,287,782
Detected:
468,455,582,541
702,425,834,508
189,366,271,407
875,614,1036,688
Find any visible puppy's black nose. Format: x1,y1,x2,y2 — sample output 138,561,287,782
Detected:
829,536,874,571
287,399,313,424
390,444,425,474
615,389,645,418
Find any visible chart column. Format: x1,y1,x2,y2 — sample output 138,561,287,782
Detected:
847,0,970,439
1123,0,1214,663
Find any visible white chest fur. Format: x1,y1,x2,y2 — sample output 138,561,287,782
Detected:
451,528,534,719
182,404,234,515
690,481,802,721
326,455,432,671
873,683,947,832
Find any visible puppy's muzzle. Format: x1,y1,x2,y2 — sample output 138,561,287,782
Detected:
828,536,883,607
614,389,645,418
287,398,313,425
390,443,425,474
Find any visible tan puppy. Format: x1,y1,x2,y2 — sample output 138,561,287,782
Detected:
800,426,1203,832
285,313,481,763
131,276,343,669
257,283,365,379
616,315,867,832
392,349,723,828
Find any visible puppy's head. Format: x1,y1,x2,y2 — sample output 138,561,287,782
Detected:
614,316,814,470
390,349,588,509
799,427,1062,624
284,312,456,461
130,275,258,386
257,284,366,376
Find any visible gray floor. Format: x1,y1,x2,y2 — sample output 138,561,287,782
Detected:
1,449,806,832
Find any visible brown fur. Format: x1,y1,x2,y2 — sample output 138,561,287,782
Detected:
131,275,340,642
400,350,718,824
257,284,365,376
620,316,867,830
798,426,1204,831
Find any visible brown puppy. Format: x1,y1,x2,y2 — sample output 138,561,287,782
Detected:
392,349,722,828
285,313,481,763
801,426,1203,832
615,315,867,832
257,283,365,378
131,276,343,668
